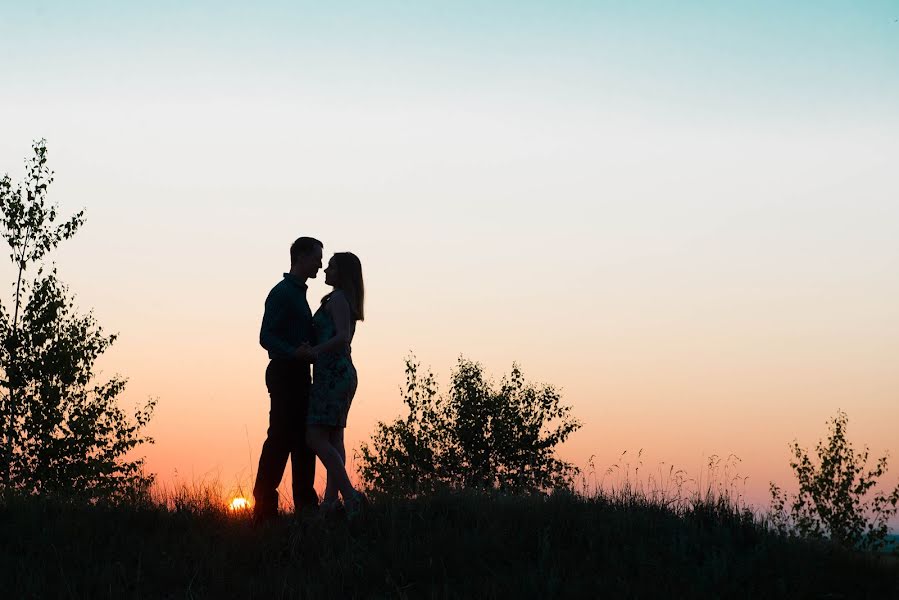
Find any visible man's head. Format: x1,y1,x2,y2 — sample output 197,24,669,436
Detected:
289,236,324,280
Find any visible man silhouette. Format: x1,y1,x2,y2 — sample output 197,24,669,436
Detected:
253,236,323,522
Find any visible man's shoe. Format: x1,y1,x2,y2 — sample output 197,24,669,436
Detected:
252,503,278,526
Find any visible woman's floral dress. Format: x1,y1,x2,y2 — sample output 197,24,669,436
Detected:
308,295,358,427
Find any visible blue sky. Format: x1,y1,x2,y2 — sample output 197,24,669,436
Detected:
1,1,898,511
5,1,898,114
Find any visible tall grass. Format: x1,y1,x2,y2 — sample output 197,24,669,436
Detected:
2,457,897,599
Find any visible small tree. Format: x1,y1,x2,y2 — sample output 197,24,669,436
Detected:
357,355,581,496
769,410,899,551
0,140,154,501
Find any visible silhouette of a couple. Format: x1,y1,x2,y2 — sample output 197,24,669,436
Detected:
252,236,366,522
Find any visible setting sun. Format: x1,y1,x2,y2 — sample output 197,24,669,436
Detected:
229,497,250,511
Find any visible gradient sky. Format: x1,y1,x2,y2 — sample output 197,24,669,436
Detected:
2,1,898,513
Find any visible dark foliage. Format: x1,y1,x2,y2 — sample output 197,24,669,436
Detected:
770,410,899,552
0,140,154,501
357,355,581,496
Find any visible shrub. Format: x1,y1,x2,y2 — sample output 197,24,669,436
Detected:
0,140,154,501
769,410,899,551
357,355,581,496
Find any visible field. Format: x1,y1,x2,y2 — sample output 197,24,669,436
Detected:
3,488,898,599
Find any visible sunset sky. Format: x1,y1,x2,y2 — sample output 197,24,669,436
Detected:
2,1,898,513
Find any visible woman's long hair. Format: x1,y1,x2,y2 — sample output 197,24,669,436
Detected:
329,252,364,321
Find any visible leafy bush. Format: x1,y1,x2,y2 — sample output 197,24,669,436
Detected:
769,410,899,551
357,355,581,496
0,140,154,501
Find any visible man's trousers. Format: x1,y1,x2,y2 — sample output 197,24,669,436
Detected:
253,358,318,515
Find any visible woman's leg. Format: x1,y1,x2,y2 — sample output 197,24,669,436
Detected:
322,476,339,505
322,428,346,504
331,427,346,464
306,424,355,501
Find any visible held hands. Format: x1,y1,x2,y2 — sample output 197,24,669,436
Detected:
294,343,317,363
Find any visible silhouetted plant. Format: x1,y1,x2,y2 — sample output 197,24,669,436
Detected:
0,140,154,501
769,410,899,551
357,355,581,496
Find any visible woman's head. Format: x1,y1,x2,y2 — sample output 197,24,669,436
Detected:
324,252,364,321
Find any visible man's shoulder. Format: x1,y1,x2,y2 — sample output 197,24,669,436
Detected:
265,277,292,300
265,276,309,309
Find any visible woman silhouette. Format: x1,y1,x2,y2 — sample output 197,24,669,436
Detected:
305,252,366,515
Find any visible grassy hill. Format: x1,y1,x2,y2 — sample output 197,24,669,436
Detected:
2,490,897,599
